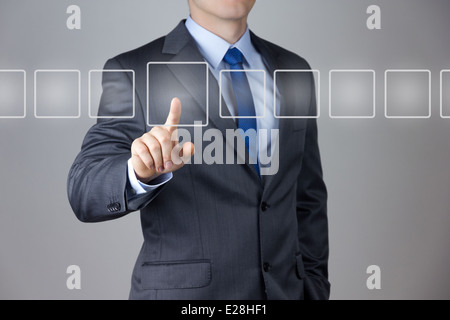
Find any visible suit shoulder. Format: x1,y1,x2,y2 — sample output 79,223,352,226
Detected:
255,36,312,69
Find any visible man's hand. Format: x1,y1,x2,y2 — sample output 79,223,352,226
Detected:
131,98,195,184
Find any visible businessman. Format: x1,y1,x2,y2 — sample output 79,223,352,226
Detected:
68,0,329,300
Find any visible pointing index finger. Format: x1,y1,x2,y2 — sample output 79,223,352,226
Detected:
165,98,182,131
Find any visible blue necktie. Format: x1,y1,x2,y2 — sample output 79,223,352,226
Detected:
223,48,259,176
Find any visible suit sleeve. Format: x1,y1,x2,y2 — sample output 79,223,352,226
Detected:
67,58,164,222
296,72,330,300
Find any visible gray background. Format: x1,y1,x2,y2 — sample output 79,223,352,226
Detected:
1,0,449,300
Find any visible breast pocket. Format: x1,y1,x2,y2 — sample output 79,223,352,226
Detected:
141,259,212,290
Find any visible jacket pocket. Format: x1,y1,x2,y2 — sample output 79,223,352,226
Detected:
141,259,211,290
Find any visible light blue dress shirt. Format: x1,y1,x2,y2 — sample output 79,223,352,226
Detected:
127,16,278,197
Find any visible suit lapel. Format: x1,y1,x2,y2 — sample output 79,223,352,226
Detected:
250,33,295,189
162,21,237,136
162,23,209,126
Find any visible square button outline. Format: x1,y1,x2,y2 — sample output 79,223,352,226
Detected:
34,69,81,119
329,69,376,119
219,69,266,119
0,69,26,119
146,61,209,128
273,69,321,119
384,69,431,119
88,69,136,119
440,70,450,119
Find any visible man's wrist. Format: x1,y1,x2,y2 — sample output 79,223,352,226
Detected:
136,172,160,185
127,158,173,195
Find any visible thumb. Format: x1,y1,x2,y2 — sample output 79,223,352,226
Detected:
165,98,182,132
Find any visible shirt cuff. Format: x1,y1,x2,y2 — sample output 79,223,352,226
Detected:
127,158,172,195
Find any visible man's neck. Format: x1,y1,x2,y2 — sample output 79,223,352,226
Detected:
189,13,247,45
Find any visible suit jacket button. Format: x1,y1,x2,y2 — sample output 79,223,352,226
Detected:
261,202,270,212
108,202,121,212
263,263,272,272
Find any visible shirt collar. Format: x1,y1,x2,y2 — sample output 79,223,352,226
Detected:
185,16,257,70
231,27,256,67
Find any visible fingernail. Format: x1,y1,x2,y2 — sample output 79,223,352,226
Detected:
150,165,155,171
158,167,164,173
165,161,173,170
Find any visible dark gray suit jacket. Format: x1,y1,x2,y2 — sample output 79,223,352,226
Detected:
68,21,329,300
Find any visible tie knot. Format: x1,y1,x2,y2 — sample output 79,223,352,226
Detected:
223,48,244,68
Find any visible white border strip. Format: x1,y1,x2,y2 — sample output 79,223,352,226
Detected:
34,69,81,119
219,69,266,119
273,69,320,119
0,70,26,119
384,69,431,119
146,62,209,127
88,69,136,119
441,70,450,119
329,69,376,119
